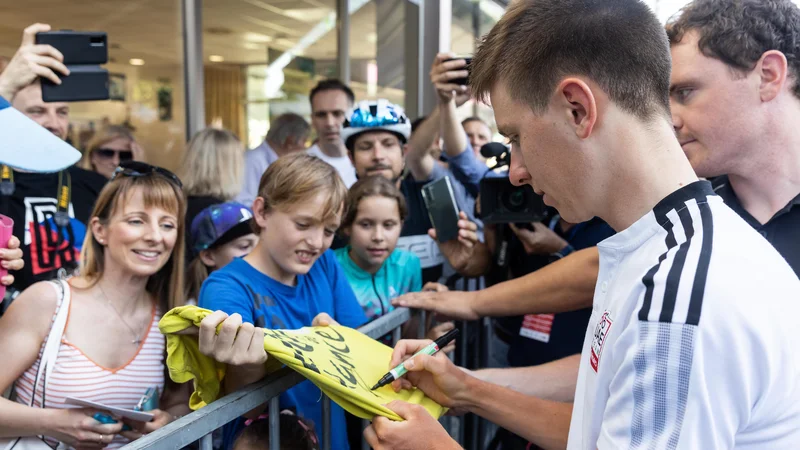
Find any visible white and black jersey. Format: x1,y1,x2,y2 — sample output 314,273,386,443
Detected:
568,181,800,450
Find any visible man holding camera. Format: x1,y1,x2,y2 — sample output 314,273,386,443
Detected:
365,0,800,448
0,23,107,300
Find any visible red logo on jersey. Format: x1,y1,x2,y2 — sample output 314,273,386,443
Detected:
590,310,613,372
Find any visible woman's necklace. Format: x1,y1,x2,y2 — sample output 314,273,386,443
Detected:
98,282,145,345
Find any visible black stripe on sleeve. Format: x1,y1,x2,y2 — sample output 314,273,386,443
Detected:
659,206,696,323
686,200,713,326
638,211,678,321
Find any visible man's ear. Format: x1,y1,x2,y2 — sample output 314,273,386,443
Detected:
757,50,788,103
199,249,216,268
556,78,598,139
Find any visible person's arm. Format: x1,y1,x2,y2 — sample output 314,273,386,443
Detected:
0,282,123,446
464,376,572,449
394,246,599,319
471,354,580,402
197,278,269,398
0,24,68,103
440,99,468,158
405,107,440,181
375,339,572,450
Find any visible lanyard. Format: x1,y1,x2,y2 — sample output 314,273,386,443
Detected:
55,170,72,227
0,165,14,196
0,165,72,227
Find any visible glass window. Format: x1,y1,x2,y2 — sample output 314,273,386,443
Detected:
0,1,186,171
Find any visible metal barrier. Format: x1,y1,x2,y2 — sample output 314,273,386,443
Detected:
123,307,414,450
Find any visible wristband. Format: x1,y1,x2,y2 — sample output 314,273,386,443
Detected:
552,244,575,259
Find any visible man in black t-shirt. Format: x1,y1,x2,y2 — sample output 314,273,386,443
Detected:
0,24,107,297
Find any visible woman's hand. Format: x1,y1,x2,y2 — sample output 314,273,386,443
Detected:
46,407,123,449
0,235,23,286
120,409,174,441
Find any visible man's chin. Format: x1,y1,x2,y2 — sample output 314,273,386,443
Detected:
365,169,394,180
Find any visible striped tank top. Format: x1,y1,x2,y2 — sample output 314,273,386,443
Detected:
15,282,166,449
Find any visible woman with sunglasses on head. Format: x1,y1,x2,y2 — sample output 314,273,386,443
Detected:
0,161,192,449
78,125,145,180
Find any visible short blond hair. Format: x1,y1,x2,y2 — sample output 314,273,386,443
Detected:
78,125,134,171
179,128,244,200
254,153,347,232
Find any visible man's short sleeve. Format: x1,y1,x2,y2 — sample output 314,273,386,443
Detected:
597,307,754,450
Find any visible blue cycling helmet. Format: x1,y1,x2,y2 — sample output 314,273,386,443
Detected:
341,100,411,151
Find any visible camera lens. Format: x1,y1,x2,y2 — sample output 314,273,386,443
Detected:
501,188,528,212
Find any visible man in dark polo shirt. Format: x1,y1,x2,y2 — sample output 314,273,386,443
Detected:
712,178,799,274
668,0,800,276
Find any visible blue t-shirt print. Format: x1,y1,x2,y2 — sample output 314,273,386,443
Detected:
198,250,368,450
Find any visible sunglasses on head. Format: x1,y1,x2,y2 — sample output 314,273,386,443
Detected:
111,161,183,189
94,148,134,161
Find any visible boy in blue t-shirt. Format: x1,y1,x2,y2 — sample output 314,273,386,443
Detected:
198,153,367,450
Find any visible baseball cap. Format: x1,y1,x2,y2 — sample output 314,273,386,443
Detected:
0,95,81,172
190,202,254,256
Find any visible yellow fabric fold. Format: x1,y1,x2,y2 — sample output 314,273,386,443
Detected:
159,305,446,421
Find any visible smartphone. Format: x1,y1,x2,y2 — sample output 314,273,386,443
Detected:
443,55,472,86
35,31,108,65
40,65,109,102
35,31,109,102
422,176,461,242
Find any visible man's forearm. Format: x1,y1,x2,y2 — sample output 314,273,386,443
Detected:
471,247,599,317
440,99,468,158
406,107,441,180
472,354,580,402
462,377,572,450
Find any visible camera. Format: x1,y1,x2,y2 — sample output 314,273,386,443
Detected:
479,142,549,224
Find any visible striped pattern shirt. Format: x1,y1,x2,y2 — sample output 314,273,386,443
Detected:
568,181,800,449
15,283,165,449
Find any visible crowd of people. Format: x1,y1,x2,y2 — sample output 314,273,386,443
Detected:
0,0,798,449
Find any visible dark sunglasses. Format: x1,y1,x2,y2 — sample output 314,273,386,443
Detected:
111,161,183,189
94,148,134,161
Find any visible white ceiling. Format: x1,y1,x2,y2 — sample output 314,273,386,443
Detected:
0,0,382,67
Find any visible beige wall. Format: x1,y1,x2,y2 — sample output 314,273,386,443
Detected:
69,62,187,172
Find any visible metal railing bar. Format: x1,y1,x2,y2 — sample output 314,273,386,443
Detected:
360,307,411,339
199,433,212,450
123,307,415,449
322,396,332,450
123,367,304,449
269,396,280,450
